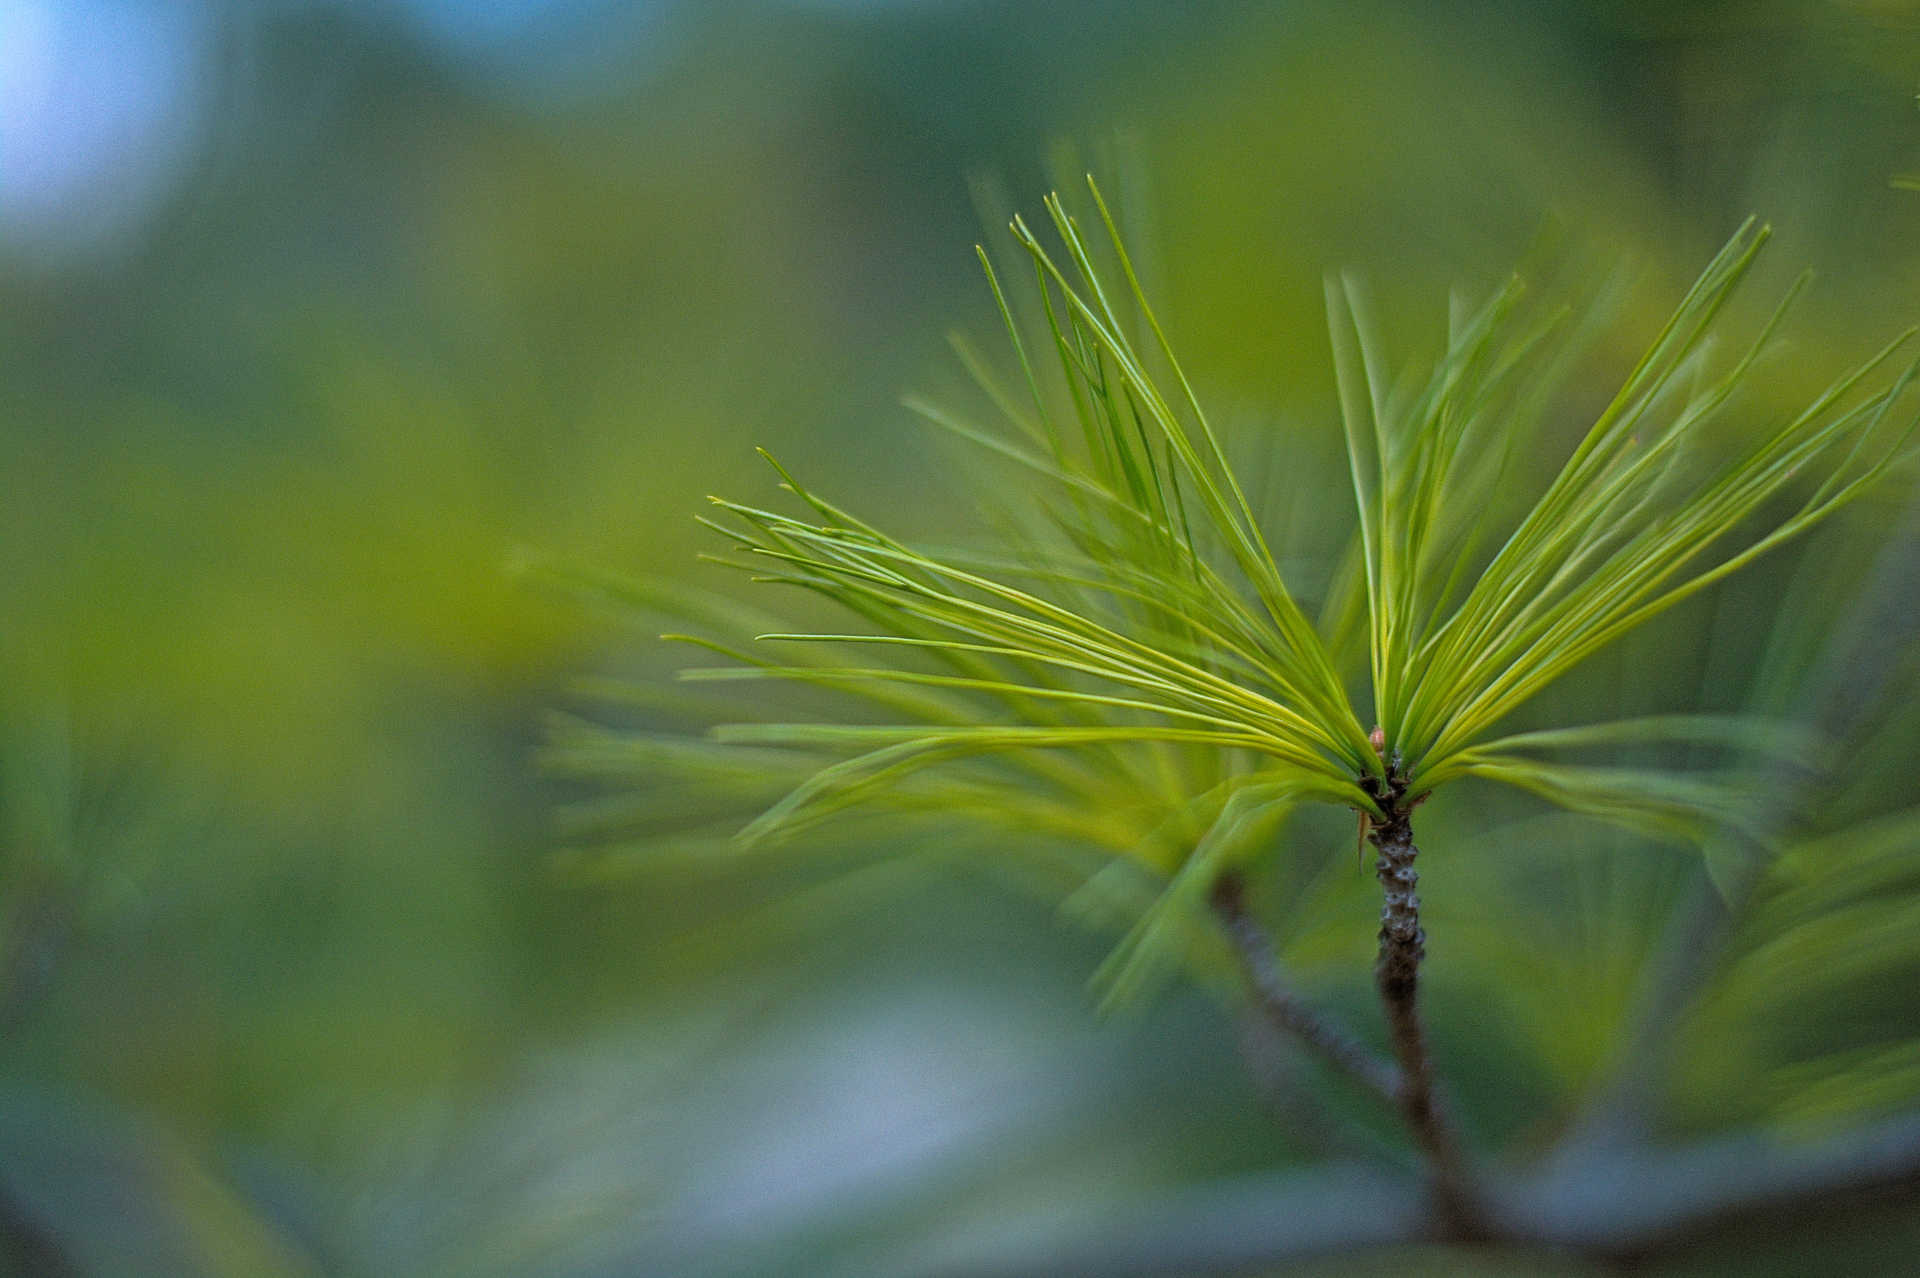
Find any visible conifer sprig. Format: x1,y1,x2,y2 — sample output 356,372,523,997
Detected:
555,178,1918,993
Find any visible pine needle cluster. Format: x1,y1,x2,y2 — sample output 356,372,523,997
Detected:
547,180,1918,1002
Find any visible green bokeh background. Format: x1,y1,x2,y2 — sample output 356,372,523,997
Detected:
3,2,1919,1273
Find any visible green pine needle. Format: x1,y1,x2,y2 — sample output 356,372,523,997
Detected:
554,179,1920,997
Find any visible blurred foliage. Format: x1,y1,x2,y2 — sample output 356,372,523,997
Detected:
2,0,1919,1273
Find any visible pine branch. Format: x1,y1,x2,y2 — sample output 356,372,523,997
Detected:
1208,870,1400,1107
1359,767,1485,1236
930,1108,1920,1276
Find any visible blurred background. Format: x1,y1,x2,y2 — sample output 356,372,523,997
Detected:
3,1,1920,1274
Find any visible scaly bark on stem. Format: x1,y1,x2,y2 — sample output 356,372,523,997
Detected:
1362,771,1484,1237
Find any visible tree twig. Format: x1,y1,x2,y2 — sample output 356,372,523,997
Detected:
1359,766,1485,1237
1208,871,1400,1108
1231,1012,1407,1166
931,1107,1920,1276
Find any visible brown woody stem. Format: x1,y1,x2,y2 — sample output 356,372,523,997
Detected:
1362,769,1485,1237
1210,871,1401,1108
